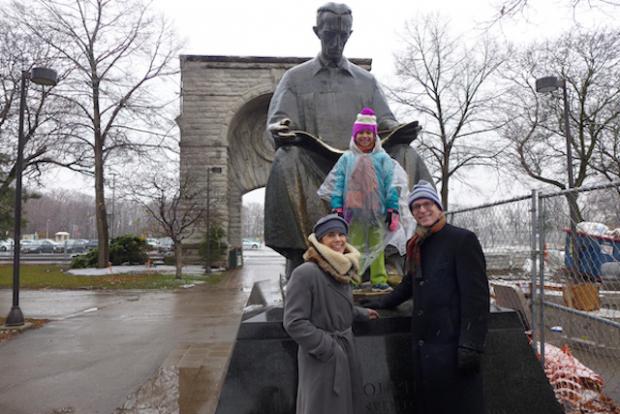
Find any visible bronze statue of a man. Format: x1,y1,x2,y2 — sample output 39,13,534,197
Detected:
265,2,432,275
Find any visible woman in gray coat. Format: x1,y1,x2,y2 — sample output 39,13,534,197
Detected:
284,214,378,414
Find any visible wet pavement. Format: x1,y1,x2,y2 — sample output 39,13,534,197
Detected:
0,248,284,414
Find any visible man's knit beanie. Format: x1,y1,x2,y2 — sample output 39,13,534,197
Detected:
352,107,378,137
407,180,443,211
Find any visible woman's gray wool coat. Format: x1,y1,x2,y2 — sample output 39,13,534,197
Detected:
283,261,369,414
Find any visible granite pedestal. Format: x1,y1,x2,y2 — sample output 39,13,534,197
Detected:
216,304,563,414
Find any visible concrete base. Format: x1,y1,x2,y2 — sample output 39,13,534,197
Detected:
1,322,33,331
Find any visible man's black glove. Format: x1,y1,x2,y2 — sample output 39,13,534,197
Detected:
358,297,386,309
457,346,482,374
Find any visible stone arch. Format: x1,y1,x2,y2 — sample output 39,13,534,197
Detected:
179,55,372,266
179,55,306,265
225,91,274,250
223,87,274,193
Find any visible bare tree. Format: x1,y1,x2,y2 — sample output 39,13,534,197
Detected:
498,28,620,221
0,10,81,232
388,14,508,209
592,108,620,186
242,202,264,241
129,173,205,279
24,190,95,238
488,0,620,23
9,0,182,267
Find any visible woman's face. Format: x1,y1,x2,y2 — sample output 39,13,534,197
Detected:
320,231,347,253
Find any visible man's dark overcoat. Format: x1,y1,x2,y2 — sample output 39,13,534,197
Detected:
381,223,490,414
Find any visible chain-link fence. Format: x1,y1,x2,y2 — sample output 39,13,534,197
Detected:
448,181,620,413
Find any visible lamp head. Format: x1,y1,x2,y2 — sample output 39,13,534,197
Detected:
535,76,560,93
30,67,58,86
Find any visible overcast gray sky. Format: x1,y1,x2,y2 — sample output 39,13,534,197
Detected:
41,0,619,205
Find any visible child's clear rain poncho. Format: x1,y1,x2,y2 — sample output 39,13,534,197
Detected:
317,135,414,275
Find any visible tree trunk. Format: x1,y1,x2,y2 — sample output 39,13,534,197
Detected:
94,146,109,268
566,192,583,225
175,242,183,279
93,80,109,268
441,159,450,211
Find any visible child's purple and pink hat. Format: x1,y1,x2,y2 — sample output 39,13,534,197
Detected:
352,107,378,137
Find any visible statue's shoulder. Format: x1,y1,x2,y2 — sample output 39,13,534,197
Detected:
284,58,318,79
346,59,378,82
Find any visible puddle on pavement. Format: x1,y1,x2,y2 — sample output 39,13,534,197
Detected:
115,365,179,414
116,342,233,414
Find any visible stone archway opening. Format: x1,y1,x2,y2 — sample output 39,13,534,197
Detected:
225,93,274,251
242,187,265,244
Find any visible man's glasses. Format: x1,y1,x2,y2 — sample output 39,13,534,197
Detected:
411,201,435,212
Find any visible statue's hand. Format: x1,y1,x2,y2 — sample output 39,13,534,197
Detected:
272,119,295,137
270,119,297,149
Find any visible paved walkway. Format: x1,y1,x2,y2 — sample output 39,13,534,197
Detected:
0,248,284,414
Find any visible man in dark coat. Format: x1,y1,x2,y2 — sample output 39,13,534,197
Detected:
361,180,490,414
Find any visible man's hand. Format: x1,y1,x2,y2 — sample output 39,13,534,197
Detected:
332,207,344,218
457,346,482,374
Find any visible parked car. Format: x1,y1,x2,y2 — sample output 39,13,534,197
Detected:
242,238,260,249
85,239,99,250
157,237,174,253
146,238,160,250
0,239,13,252
62,239,90,254
21,239,58,253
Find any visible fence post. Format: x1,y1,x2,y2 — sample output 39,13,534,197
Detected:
537,192,545,365
530,190,538,352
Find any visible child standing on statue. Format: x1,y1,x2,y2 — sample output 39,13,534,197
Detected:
318,107,409,291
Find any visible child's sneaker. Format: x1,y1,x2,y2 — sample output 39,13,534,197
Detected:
371,283,393,292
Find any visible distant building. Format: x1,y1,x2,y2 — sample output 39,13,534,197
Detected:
55,231,70,242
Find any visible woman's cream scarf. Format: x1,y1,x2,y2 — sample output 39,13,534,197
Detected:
303,233,361,284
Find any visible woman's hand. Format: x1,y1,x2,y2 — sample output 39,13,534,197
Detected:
367,309,379,320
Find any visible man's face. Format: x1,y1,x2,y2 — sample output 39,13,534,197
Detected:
410,198,442,227
314,13,352,64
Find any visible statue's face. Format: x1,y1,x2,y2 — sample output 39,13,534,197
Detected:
315,14,352,64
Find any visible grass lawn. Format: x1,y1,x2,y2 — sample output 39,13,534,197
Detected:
0,264,221,290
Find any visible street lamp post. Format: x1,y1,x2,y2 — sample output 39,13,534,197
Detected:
205,166,222,273
535,76,574,189
5,67,58,327
535,75,579,276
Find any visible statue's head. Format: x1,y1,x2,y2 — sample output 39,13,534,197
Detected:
313,3,353,65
